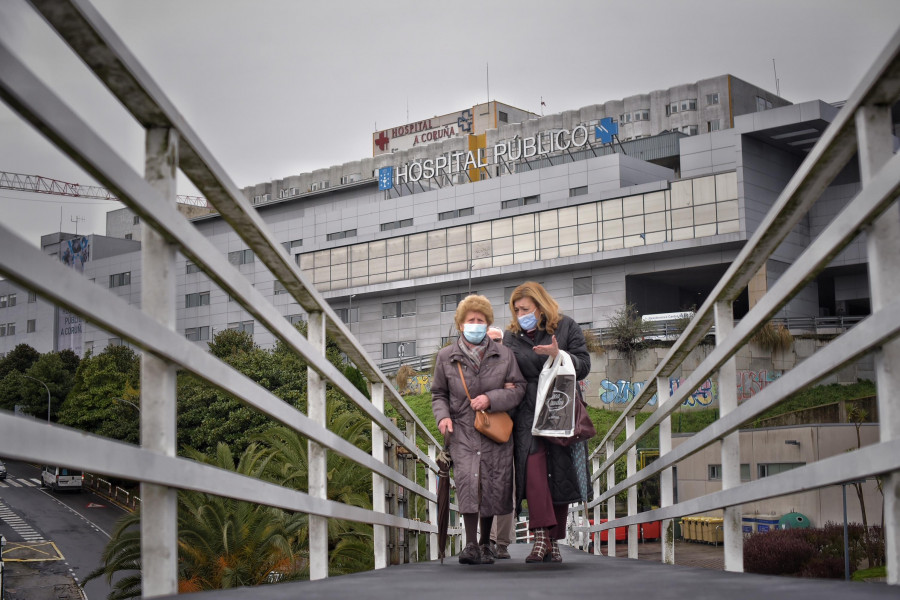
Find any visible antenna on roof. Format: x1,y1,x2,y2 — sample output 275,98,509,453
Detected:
772,58,780,97
486,62,490,105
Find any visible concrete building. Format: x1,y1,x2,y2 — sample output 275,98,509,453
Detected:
6,75,880,372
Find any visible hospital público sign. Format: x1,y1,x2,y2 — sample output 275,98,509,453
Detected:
378,124,597,191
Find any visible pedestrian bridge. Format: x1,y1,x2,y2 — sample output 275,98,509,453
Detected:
0,1,898,597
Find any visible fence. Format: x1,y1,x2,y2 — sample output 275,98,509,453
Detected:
568,26,900,585
0,0,459,594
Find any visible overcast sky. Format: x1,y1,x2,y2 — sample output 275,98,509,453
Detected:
1,0,899,247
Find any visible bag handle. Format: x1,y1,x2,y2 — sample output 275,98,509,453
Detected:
456,362,472,400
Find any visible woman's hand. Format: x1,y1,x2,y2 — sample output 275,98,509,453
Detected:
439,418,453,436
533,334,560,358
504,382,516,389
470,393,491,412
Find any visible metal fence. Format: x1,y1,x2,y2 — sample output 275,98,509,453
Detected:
0,0,459,594
569,27,900,585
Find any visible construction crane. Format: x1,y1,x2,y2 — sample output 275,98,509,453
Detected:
0,170,208,207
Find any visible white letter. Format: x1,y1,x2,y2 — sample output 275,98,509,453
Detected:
572,125,588,147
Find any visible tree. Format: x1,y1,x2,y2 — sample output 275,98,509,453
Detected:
57,345,140,442
0,350,80,419
0,343,40,379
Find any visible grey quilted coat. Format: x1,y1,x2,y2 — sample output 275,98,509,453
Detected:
431,338,526,516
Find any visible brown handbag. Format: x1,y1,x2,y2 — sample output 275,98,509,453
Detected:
457,362,513,444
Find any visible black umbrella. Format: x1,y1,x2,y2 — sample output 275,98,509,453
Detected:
436,432,452,563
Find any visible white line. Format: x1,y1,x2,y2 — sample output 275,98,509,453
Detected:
39,489,113,539
6,480,21,487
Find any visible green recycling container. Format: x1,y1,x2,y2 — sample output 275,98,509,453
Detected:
778,512,811,530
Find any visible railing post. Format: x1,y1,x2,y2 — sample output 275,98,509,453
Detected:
626,415,638,558
404,421,416,563
658,375,675,565
140,127,178,597
606,440,616,557
592,456,601,555
715,300,742,572
428,442,438,561
307,311,328,580
857,103,900,585
371,383,388,568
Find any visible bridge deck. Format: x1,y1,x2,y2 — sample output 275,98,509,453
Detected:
158,544,893,599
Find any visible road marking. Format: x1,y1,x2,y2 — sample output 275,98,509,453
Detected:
1,540,65,562
39,488,113,539
0,499,45,542
5,479,22,487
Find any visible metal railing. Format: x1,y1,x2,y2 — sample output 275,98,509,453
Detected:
570,26,900,585
0,0,459,593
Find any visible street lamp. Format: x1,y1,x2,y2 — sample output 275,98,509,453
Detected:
22,374,51,423
348,294,356,332
114,397,140,412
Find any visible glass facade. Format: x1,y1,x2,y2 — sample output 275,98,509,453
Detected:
299,172,739,292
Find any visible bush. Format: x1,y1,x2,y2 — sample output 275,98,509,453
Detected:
800,557,846,579
751,321,793,353
744,529,817,575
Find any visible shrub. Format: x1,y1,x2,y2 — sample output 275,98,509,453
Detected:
395,364,416,394
744,529,817,575
800,557,846,579
606,303,648,364
751,321,793,353
582,329,604,354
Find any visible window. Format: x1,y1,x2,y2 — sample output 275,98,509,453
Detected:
504,286,518,303
382,299,416,319
185,261,201,274
133,215,140,225
108,337,123,347
755,96,773,112
668,102,678,115
441,292,472,312
6,293,15,307
0,295,6,308
569,186,588,197
709,464,752,481
273,281,289,295
499,111,508,123
310,180,330,192
185,292,210,308
184,326,210,341
335,307,358,324
707,120,721,132
0,323,11,336
382,341,416,359
124,233,133,240
380,218,413,232
618,112,632,123
758,462,804,478
28,291,37,303
502,195,540,209
281,239,303,253
441,336,458,347
340,173,361,185
227,320,254,334
26,319,36,333
326,229,356,241
681,125,698,136
438,207,474,221
286,313,306,326
109,272,131,288
228,249,255,266
680,99,697,111
706,93,719,105
573,276,592,296
633,110,649,121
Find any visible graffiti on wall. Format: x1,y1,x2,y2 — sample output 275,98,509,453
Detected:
405,374,433,395
599,370,781,408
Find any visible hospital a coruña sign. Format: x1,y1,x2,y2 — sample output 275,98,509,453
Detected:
379,125,593,190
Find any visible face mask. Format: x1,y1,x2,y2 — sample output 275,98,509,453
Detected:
462,323,487,344
517,311,538,331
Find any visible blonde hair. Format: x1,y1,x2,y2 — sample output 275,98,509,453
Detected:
454,294,494,330
508,281,561,334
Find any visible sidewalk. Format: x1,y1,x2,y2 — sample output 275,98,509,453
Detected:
590,539,725,570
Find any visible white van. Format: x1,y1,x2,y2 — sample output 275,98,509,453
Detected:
41,466,83,492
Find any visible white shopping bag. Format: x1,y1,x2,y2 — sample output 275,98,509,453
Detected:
532,350,577,438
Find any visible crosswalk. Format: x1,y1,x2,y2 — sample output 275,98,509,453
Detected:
0,497,45,542
0,477,41,488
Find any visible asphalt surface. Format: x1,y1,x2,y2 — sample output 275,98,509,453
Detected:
0,459,129,600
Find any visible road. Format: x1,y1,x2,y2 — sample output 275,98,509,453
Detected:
0,459,130,600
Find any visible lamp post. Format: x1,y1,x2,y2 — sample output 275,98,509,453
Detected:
22,375,51,423
114,397,140,412
348,294,356,332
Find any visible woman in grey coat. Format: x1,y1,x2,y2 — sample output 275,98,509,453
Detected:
432,294,526,565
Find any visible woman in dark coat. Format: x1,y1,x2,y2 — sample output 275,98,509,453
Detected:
432,294,525,565
504,281,591,563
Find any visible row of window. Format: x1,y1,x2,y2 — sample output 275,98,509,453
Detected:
619,109,649,123
708,462,803,481
327,229,357,242
109,272,131,288
380,218,413,232
0,292,39,308
501,195,539,210
666,99,697,115
438,207,474,221
0,320,35,334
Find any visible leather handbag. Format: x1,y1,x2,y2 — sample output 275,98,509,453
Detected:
544,391,596,447
457,363,513,444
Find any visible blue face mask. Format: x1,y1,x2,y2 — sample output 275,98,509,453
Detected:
517,311,538,331
462,323,487,344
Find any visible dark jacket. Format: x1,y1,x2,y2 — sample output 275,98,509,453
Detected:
504,314,591,514
431,338,525,515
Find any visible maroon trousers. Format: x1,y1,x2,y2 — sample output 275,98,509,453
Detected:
525,441,570,540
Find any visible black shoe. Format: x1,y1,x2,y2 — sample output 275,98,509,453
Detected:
479,544,495,564
459,542,482,565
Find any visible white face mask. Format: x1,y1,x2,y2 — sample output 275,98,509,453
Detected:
462,323,487,344
517,311,538,331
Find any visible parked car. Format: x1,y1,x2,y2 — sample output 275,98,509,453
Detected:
0,460,6,479
41,465,83,491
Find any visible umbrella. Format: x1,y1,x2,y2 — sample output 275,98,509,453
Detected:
436,432,452,563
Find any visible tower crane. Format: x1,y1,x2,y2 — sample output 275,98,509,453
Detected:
0,170,207,207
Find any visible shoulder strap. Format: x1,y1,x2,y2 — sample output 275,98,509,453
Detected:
456,362,472,400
